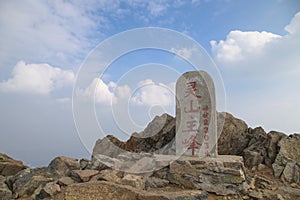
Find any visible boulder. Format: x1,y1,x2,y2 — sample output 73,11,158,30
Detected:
7,167,54,198
0,153,27,176
272,134,300,183
47,156,80,177
0,177,12,200
70,170,99,182
217,112,249,155
34,181,61,199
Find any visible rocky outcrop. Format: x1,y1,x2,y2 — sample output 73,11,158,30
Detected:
0,153,27,176
2,112,300,200
272,134,300,183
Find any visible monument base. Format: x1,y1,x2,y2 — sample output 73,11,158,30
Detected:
167,155,248,195
92,153,249,196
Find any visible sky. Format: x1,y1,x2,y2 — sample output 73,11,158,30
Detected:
0,0,300,167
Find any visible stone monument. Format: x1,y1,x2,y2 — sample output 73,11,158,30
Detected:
176,71,217,157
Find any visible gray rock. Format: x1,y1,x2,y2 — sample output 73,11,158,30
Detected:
145,177,169,188
217,112,249,155
7,168,54,198
47,156,80,177
0,179,12,200
0,153,27,177
273,134,300,183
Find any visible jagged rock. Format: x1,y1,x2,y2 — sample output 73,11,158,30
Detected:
265,131,286,166
166,155,248,195
121,174,148,189
79,158,90,170
63,181,208,200
57,177,76,187
0,177,12,200
70,170,99,182
272,134,300,183
0,153,27,176
34,181,61,199
92,114,175,161
145,177,169,188
7,167,54,198
243,127,268,168
48,156,80,177
90,169,123,183
217,112,249,155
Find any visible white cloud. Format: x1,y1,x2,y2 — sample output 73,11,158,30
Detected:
285,11,300,35
131,79,175,106
210,11,300,134
211,30,281,63
76,78,131,105
170,47,194,59
0,61,74,95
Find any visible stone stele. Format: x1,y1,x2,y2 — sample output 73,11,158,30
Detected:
176,71,217,157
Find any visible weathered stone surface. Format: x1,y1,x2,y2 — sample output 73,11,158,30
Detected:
90,169,121,184
166,155,247,195
48,156,80,177
265,131,286,166
272,134,300,183
35,181,61,199
121,174,148,189
57,177,76,187
64,181,208,200
0,153,27,176
7,168,54,198
70,169,99,182
79,158,90,170
176,71,217,157
0,179,12,200
145,177,169,188
217,112,249,155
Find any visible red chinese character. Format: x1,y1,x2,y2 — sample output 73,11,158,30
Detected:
184,100,200,113
204,119,209,126
202,105,209,111
185,82,201,98
182,135,201,156
204,127,208,133
182,120,199,133
203,112,208,118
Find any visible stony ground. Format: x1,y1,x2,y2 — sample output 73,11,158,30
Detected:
1,112,300,200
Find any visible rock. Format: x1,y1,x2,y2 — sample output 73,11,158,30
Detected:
249,190,263,199
57,177,76,187
0,153,27,176
281,162,299,183
145,177,169,188
265,131,286,166
92,114,176,162
70,170,99,182
0,179,12,200
242,127,268,168
217,112,249,155
167,155,247,195
48,156,80,177
79,158,90,170
273,134,300,183
64,181,207,200
7,167,54,198
35,181,61,199
90,169,123,183
121,174,148,190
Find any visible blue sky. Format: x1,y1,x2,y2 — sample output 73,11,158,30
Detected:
0,0,299,166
